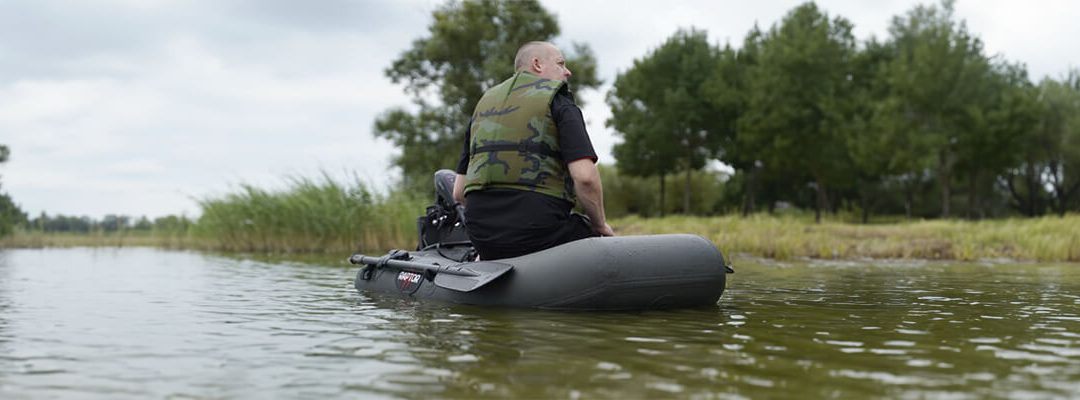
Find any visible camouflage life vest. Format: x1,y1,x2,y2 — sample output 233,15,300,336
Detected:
463,72,575,202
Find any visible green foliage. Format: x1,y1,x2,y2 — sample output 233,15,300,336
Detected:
0,191,26,237
1005,71,1080,216
957,62,1042,218
153,215,193,235
598,164,730,218
0,144,25,237
875,0,993,218
27,213,193,233
375,0,600,194
193,173,426,254
738,3,858,222
607,29,726,214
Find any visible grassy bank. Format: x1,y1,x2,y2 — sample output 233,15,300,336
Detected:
8,212,1078,263
614,213,1080,262
0,231,202,249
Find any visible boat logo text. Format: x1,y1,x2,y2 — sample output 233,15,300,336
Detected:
396,271,423,294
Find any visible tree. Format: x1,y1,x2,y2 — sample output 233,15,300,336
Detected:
879,0,990,218
0,144,27,236
607,29,725,215
843,38,897,222
738,3,858,222
955,62,1040,218
154,215,193,234
704,30,759,216
100,215,130,232
1044,71,1080,215
375,0,600,194
0,190,25,236
1011,71,1080,216
133,216,153,231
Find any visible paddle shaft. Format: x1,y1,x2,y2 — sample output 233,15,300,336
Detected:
351,255,479,277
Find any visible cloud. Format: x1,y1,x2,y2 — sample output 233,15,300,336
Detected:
0,0,433,218
0,0,1077,219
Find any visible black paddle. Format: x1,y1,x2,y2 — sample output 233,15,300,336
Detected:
349,253,513,292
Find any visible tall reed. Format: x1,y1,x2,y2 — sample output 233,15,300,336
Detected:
192,173,426,254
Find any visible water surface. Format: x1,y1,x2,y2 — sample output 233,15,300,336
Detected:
1,248,1078,398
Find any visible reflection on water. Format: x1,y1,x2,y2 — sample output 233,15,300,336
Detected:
1,248,1078,398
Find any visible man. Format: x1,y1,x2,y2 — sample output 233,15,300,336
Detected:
452,41,613,260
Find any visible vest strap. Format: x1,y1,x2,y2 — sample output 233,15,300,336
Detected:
471,143,562,160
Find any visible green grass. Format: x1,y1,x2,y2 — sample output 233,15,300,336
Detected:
613,213,1080,262
191,173,425,254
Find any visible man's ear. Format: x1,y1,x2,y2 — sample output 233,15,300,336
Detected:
531,57,543,73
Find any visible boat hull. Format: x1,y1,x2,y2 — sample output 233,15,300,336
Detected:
353,234,727,311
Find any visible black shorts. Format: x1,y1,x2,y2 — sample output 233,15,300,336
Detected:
464,189,596,260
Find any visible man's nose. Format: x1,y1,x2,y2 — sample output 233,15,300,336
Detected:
566,68,572,77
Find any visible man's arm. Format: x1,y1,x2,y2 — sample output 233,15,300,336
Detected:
454,120,472,206
452,173,466,206
568,159,614,236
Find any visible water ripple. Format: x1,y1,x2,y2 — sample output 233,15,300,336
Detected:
1,250,1079,399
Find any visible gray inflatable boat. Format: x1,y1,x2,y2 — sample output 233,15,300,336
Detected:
347,170,730,311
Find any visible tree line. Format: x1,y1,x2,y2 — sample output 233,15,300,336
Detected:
14,212,191,234
608,1,1080,221
24,213,193,234
378,0,1080,222
0,143,192,237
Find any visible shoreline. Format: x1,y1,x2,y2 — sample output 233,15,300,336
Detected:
4,213,1078,263
614,214,1080,262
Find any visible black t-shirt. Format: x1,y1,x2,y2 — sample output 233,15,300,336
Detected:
455,85,597,248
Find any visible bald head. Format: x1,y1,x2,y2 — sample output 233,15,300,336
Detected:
513,41,572,81
514,41,557,70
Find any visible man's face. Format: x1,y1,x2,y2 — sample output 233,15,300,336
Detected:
537,47,572,82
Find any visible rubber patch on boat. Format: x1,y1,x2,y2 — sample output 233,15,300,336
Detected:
396,271,424,294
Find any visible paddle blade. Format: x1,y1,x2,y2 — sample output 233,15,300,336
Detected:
433,261,514,292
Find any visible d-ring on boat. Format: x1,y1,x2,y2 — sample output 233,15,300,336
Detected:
348,170,731,311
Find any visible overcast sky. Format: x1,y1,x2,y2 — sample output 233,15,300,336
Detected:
1,0,1077,219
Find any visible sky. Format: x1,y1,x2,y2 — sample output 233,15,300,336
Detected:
1,0,1077,219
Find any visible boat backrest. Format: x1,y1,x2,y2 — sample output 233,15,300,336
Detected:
433,169,457,212
417,170,472,253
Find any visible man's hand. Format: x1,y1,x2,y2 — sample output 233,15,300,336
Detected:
593,222,614,237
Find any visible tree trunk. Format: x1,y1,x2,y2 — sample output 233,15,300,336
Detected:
1055,180,1080,217
1003,172,1035,216
939,149,952,218
861,198,870,224
967,169,978,220
684,168,692,215
859,183,871,224
813,175,830,224
904,182,913,219
1025,162,1039,216
658,174,666,218
742,167,757,217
